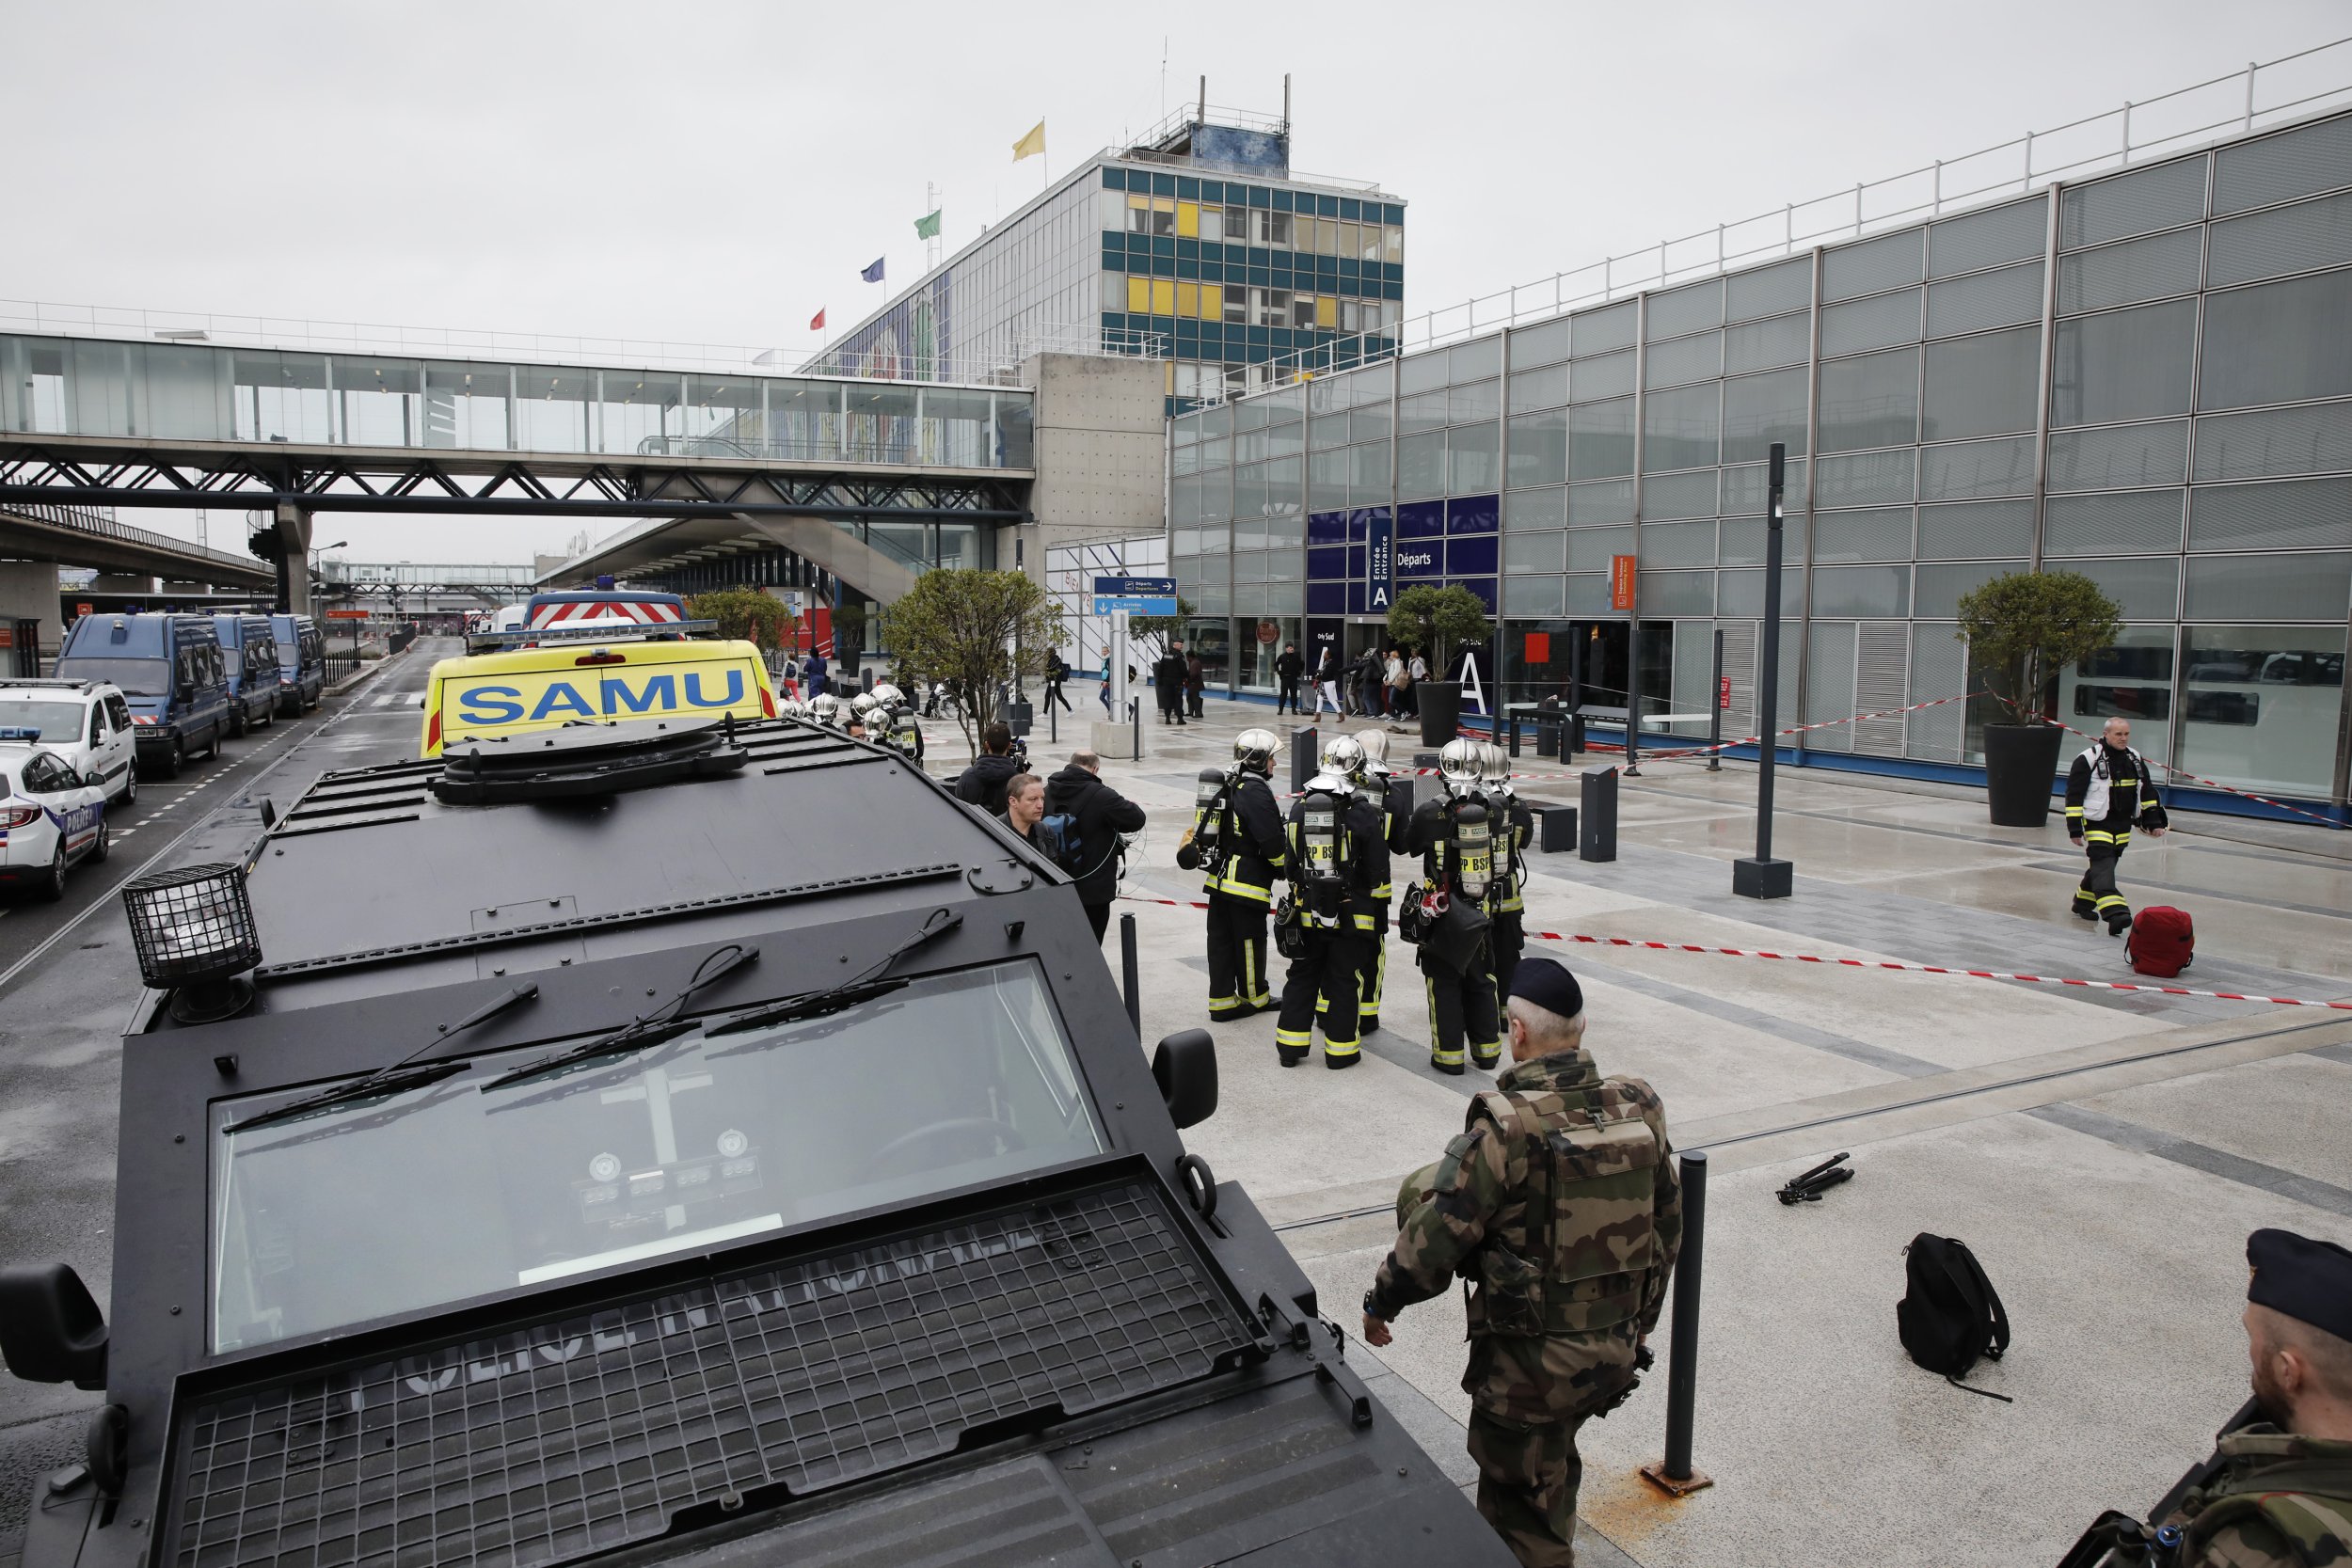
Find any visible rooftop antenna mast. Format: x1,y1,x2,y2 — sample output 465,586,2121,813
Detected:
1198,74,1206,128
1282,72,1291,134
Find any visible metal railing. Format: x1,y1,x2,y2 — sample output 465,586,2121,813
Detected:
1217,34,2352,400
0,499,267,576
799,322,1168,383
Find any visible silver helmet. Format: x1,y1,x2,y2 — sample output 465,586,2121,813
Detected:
870,682,903,708
1319,734,1368,784
808,692,843,727
778,697,810,721
1234,728,1279,771
850,690,880,716
1354,727,1392,774
1438,736,1484,784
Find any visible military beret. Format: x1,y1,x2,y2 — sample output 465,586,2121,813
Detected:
2248,1227,2352,1342
1509,957,1583,1021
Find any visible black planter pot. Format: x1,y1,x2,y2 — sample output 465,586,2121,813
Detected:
1418,682,1462,747
1983,723,2066,826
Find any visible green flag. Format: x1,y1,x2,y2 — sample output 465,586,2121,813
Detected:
914,209,942,240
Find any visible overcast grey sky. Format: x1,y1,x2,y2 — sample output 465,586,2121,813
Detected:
7,0,2344,564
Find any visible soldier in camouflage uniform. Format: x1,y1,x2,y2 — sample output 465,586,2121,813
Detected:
1361,958,1680,1567
2151,1228,2352,1566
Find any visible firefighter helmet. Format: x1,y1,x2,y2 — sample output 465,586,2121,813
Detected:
808,693,843,727
777,697,809,721
1438,737,1483,784
1354,727,1392,774
1319,735,1368,784
1234,728,1279,771
870,682,903,708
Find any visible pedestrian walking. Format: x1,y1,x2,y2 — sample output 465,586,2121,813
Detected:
1044,748,1148,941
1357,646,1385,719
1364,958,1681,1568
1098,656,1113,717
1275,641,1304,715
1042,649,1073,713
1385,648,1406,719
1185,649,1206,720
1406,648,1427,718
1177,729,1286,1021
2065,716,2169,935
1311,644,1343,719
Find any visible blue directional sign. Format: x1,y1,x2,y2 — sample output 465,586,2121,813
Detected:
1092,575,1179,616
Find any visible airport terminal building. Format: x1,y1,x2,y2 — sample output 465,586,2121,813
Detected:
1169,106,2352,816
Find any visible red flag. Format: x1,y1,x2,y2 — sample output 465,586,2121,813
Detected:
809,308,826,331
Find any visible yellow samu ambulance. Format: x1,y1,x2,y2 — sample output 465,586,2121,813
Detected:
420,591,777,757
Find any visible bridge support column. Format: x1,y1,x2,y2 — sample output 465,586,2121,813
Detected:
272,502,313,616
0,561,65,675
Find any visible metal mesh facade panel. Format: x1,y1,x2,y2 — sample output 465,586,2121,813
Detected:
2208,191,2352,289
1718,516,1766,565
2056,227,2203,314
1818,347,1919,453
1817,449,1917,509
1644,332,1723,389
2185,551,2352,620
1922,327,2041,441
1642,383,1722,472
1510,365,1570,413
1505,486,1568,531
1722,458,1808,515
2073,555,2180,620
1453,337,1504,383
1916,499,2037,559
1236,583,1269,613
1821,291,1923,356
1929,196,2049,278
1854,622,1912,754
1568,478,1635,525
1513,318,1573,366
2188,476,2352,551
2198,269,2352,410
1638,569,1714,616
2060,155,2208,250
1813,564,1911,617
1722,367,1811,463
1505,575,1566,617
1642,519,1716,566
1398,351,1449,396
2213,113,2352,217
1726,258,1813,323
1566,524,1636,572
1805,621,1858,750
1813,508,1915,562
1926,261,2044,338
1505,530,1567,572
1267,580,1303,614
2051,300,2198,426
1718,567,1807,618
1919,436,2035,500
1572,350,1638,403
2193,400,2352,482
1563,571,1612,614
1907,621,1967,761
1822,229,1925,303
1724,312,1813,374
2047,420,2190,491
1570,301,1639,356
1569,399,1636,481
1642,468,1720,521
1915,559,2024,618
1646,280,1724,340
170,1184,1249,1568
1718,618,1757,736
2043,489,2185,555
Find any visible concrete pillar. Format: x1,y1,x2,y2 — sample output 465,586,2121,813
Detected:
1017,352,1168,576
0,561,66,674
274,501,313,616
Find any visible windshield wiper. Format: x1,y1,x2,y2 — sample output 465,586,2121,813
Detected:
480,942,758,1093
707,909,961,1037
225,984,540,1134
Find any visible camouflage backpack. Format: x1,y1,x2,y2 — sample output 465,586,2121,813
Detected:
1467,1081,1666,1338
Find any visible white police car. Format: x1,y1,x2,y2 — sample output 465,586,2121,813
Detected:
0,739,109,900
0,678,138,805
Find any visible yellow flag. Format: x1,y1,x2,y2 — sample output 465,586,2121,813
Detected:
1011,119,1045,162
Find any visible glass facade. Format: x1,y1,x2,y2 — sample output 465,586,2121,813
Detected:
1171,109,2352,809
0,337,1033,469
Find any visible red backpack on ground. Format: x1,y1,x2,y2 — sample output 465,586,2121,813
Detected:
2127,907,2194,977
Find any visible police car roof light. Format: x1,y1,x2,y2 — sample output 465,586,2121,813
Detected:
463,619,720,653
0,726,44,742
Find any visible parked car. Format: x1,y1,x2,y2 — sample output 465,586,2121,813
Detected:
53,613,231,779
270,613,327,716
0,743,109,900
0,678,138,804
213,614,281,736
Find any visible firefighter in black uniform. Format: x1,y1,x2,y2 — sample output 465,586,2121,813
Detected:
1273,736,1389,1069
1352,728,1412,1037
1481,742,1534,1004
1404,737,1504,1074
2064,715,2168,935
1178,728,1287,1020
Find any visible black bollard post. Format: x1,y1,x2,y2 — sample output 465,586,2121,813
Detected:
1290,725,1319,796
1643,1148,1714,1496
1130,697,1140,762
1120,912,1141,1041
1734,441,1794,899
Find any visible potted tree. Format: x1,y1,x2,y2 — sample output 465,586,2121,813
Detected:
1388,585,1494,748
1955,570,2122,827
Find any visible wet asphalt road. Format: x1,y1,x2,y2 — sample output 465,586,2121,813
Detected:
0,640,446,1568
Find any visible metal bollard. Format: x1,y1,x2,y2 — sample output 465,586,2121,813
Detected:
1579,765,1618,863
1643,1149,1714,1495
1130,698,1141,762
1120,912,1141,1041
1290,726,1319,795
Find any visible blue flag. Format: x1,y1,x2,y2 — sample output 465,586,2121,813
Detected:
861,256,885,283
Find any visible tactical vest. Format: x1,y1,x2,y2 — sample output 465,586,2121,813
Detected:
1465,1080,1664,1337
2174,1432,2352,1565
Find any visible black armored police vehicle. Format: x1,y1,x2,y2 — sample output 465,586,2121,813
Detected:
2,715,1507,1568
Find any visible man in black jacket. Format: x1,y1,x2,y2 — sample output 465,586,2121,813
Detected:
953,721,1024,816
1155,641,1188,726
1275,641,1304,715
1044,750,1149,940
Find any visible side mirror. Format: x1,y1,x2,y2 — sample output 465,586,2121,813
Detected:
85,771,105,789
0,1264,109,1390
1151,1028,1218,1131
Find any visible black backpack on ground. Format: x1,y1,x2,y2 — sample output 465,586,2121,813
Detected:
1898,1233,2012,1401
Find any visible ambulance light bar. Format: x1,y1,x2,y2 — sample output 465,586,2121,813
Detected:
465,620,720,653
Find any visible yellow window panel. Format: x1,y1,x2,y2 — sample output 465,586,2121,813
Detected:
1128,276,1150,313
1176,282,1199,318
1200,283,1223,320
1152,279,1176,316
1165,360,1176,394
1176,201,1199,238
1153,196,1175,214
1128,193,1151,210
1315,294,1338,328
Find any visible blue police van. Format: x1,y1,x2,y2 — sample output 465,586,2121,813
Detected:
54,613,233,778
213,614,280,736
270,614,327,716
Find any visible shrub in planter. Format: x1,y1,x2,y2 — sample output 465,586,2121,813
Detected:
1954,570,2122,827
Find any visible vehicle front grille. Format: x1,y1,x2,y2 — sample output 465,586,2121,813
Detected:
170,1180,1251,1568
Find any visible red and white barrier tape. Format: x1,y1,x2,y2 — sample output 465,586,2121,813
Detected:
1989,696,2346,832
1533,932,2352,1012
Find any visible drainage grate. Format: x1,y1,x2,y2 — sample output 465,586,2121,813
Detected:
171,1181,1248,1568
